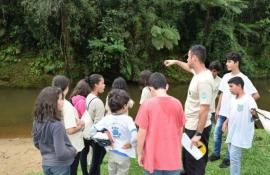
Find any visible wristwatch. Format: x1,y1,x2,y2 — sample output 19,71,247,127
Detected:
195,131,202,137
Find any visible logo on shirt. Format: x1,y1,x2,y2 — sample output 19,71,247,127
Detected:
200,92,208,100
237,104,244,112
112,127,121,138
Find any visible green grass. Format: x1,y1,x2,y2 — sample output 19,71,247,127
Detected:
206,129,270,175
26,129,270,175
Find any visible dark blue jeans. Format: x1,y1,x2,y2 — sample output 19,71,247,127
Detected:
71,151,81,175
213,115,230,160
43,165,70,175
144,170,180,175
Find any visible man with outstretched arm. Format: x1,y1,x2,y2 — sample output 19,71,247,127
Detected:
164,45,214,175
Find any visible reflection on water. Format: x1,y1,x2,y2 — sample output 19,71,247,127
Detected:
0,79,269,138
0,88,41,138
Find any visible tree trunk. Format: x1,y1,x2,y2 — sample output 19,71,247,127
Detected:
203,8,212,44
60,2,72,74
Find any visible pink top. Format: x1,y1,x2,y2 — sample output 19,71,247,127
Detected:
135,96,185,173
71,95,86,119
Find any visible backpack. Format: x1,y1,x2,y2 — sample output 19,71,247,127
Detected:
81,97,97,140
92,128,114,147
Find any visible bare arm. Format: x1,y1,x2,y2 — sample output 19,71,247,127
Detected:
137,128,146,167
197,104,210,133
164,60,193,73
180,127,183,137
190,104,209,147
215,92,223,121
222,118,228,132
252,92,260,101
66,127,82,135
66,119,84,135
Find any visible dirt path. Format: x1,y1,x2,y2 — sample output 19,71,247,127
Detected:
0,138,42,175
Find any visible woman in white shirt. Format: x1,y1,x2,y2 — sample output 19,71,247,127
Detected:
83,74,106,175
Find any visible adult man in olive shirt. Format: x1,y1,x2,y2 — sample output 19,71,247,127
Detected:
165,45,214,175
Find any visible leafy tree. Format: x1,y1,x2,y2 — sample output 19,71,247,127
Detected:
0,0,270,84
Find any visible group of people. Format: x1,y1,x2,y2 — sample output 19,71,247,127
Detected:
163,45,259,175
32,44,260,175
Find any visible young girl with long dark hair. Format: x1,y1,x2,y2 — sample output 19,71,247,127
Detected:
32,87,77,175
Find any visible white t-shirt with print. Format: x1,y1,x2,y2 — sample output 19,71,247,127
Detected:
225,94,257,148
94,114,137,158
62,99,84,152
218,72,257,117
185,69,214,130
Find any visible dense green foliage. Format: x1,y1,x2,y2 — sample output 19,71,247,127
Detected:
0,0,270,85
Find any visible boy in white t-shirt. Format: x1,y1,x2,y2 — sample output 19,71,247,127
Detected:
209,52,260,168
90,89,137,175
222,76,257,175
208,60,222,121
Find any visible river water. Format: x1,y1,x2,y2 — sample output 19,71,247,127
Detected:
0,79,269,138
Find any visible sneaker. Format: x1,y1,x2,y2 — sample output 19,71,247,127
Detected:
209,153,220,162
219,158,230,168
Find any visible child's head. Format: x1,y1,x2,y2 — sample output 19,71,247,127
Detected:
139,70,152,89
226,52,241,71
108,89,130,113
70,79,90,98
86,74,105,94
148,72,167,91
228,76,244,95
209,60,222,78
112,77,128,92
52,75,70,97
34,87,63,122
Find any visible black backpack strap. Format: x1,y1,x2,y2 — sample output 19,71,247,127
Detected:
86,96,98,112
85,97,98,122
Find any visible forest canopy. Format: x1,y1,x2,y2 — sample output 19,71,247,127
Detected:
0,0,269,85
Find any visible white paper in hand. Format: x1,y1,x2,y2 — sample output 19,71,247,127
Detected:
181,133,204,160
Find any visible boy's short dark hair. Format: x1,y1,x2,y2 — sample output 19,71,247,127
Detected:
228,76,244,89
108,89,130,113
226,52,242,64
52,75,69,91
148,72,167,89
189,45,206,63
209,60,222,72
